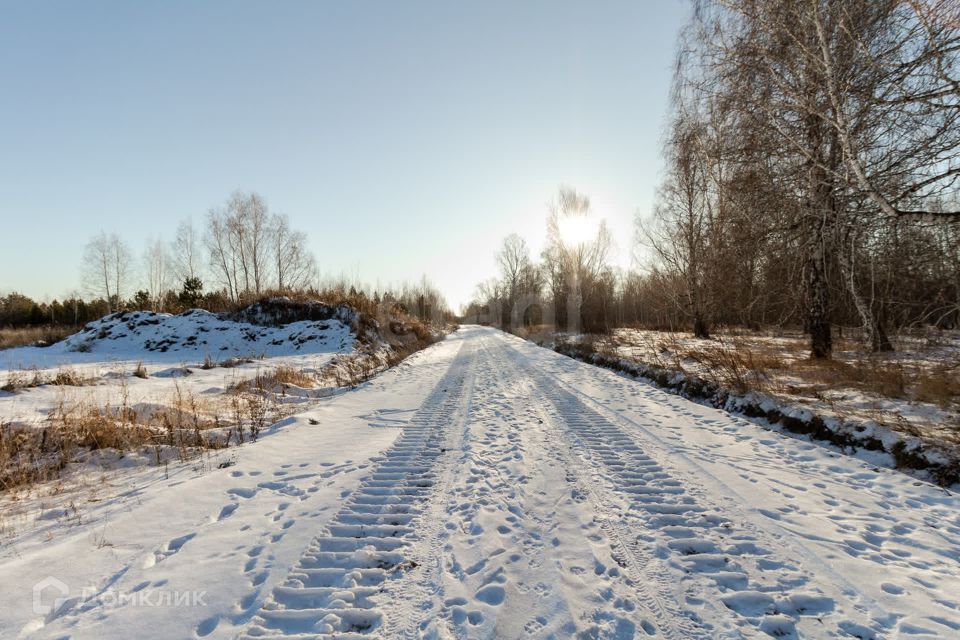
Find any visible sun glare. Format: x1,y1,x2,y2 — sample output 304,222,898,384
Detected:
557,215,599,247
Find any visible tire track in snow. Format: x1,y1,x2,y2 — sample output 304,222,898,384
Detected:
483,339,712,640
384,332,685,638
542,356,899,637
237,339,476,639
506,335,886,639
380,340,479,638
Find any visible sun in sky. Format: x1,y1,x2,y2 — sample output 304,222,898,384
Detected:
557,214,600,248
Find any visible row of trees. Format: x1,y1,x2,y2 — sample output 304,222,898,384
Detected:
468,186,619,334
2,189,453,330
0,292,111,328
466,185,706,335
0,277,452,331
639,0,960,357
81,191,318,313
470,1,958,358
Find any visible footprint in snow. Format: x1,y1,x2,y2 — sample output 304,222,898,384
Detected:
475,584,506,606
143,532,196,568
196,614,220,637
214,503,239,522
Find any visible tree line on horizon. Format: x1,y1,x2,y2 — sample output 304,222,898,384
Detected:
0,190,451,332
78,190,318,314
469,0,960,360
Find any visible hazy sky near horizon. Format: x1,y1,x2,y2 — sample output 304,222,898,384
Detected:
0,0,689,311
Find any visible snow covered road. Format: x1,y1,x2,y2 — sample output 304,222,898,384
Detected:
3,326,960,639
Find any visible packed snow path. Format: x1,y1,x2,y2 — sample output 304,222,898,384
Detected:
3,327,959,639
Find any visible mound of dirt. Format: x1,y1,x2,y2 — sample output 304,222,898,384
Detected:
63,302,356,358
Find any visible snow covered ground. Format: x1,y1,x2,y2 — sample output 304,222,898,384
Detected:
605,328,960,447
0,309,356,428
1,326,959,639
0,306,365,519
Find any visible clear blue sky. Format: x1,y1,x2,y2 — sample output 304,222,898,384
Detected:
0,1,689,311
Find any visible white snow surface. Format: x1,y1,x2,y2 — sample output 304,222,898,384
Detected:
0,309,357,440
1,326,958,639
606,327,960,448
14,308,354,365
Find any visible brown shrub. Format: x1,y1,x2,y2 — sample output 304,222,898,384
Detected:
230,367,315,393
2,367,95,391
50,368,96,387
220,357,254,368
0,326,79,350
915,365,960,409
270,366,315,388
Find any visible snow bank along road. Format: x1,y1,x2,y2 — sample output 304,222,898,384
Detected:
3,326,959,639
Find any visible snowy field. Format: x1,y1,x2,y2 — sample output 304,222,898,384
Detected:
0,307,366,532
0,309,357,425
1,326,958,639
603,328,960,448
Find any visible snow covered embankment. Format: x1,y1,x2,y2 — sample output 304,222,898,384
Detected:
0,298,444,496
62,301,359,359
554,341,960,486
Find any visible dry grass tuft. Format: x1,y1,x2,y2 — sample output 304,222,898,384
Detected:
791,357,910,399
271,366,315,388
599,328,960,419
0,384,235,491
0,422,68,489
220,357,254,368
622,330,958,407
2,367,96,392
230,367,315,393
49,368,96,387
914,363,960,409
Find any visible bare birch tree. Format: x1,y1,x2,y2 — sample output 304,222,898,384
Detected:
640,114,714,338
272,213,316,291
662,0,959,354
143,237,172,311
205,207,240,302
171,219,202,285
205,191,318,301
543,186,614,332
82,232,132,312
